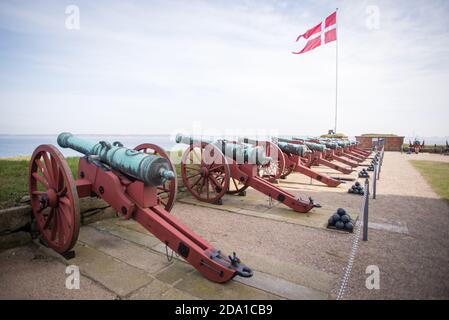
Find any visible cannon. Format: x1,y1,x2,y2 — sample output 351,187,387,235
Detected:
331,140,366,162
240,138,342,187
176,134,319,213
316,138,370,159
409,139,425,154
297,137,366,163
234,139,286,182
278,138,354,174
29,133,252,283
295,137,364,167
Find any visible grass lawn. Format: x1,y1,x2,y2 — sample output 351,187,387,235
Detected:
0,157,79,209
410,160,449,203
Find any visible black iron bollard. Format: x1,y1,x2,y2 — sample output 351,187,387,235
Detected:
373,162,377,199
362,178,370,241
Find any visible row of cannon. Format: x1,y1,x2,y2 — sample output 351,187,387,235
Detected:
27,133,371,284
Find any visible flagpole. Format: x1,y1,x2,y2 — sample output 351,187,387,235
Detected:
334,8,339,134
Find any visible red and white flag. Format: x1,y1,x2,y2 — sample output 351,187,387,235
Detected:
293,11,337,55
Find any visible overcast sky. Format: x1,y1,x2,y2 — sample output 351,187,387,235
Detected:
0,0,448,137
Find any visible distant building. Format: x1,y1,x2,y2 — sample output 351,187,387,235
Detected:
355,134,404,151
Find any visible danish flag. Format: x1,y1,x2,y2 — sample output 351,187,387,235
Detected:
293,11,337,54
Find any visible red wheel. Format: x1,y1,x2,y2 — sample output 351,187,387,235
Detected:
256,141,285,182
181,142,230,203
227,176,250,195
29,145,80,253
135,143,177,211
301,153,314,167
280,164,295,178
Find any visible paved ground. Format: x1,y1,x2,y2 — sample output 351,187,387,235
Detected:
1,151,448,299
344,152,449,299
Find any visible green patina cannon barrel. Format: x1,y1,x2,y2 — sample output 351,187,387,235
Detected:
175,134,270,165
316,140,338,150
289,137,326,152
303,141,326,152
57,133,175,186
332,140,350,147
275,141,310,157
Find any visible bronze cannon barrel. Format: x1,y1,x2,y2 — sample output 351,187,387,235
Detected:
57,133,175,186
175,134,271,165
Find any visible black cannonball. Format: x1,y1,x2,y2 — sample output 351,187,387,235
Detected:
341,214,350,223
345,222,354,231
355,182,361,187
332,213,341,222
328,216,335,226
348,188,353,193
337,208,346,216
335,221,345,229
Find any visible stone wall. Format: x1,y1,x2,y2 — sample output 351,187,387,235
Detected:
0,198,116,251
355,136,404,151
384,137,405,151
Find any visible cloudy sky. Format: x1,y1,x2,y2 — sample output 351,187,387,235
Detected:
0,0,448,137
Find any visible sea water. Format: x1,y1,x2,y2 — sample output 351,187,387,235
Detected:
0,134,177,158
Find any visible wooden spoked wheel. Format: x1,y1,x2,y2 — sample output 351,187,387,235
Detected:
29,145,80,253
134,143,177,211
256,141,285,182
227,176,250,195
181,142,230,203
280,164,295,179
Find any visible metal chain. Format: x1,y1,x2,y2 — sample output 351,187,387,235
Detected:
336,218,362,300
165,243,175,262
336,183,368,300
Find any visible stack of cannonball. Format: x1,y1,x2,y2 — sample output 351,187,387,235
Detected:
328,208,354,232
367,164,375,171
359,169,369,178
348,181,364,195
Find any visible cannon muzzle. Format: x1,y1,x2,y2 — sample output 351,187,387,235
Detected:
58,133,175,186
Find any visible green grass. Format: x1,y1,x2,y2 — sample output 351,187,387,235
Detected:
0,157,79,209
410,160,449,203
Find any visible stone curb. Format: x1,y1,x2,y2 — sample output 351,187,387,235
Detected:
0,198,117,251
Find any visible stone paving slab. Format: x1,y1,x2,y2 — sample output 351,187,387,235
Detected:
312,167,358,181
174,271,281,300
92,219,161,248
178,193,359,231
69,243,154,297
278,180,350,193
155,261,196,285
235,269,328,300
89,218,332,299
276,169,353,191
230,249,336,294
0,244,116,299
82,220,301,299
129,278,199,300
78,226,170,275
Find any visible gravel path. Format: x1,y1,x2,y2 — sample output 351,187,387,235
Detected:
173,151,449,299
343,152,449,299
